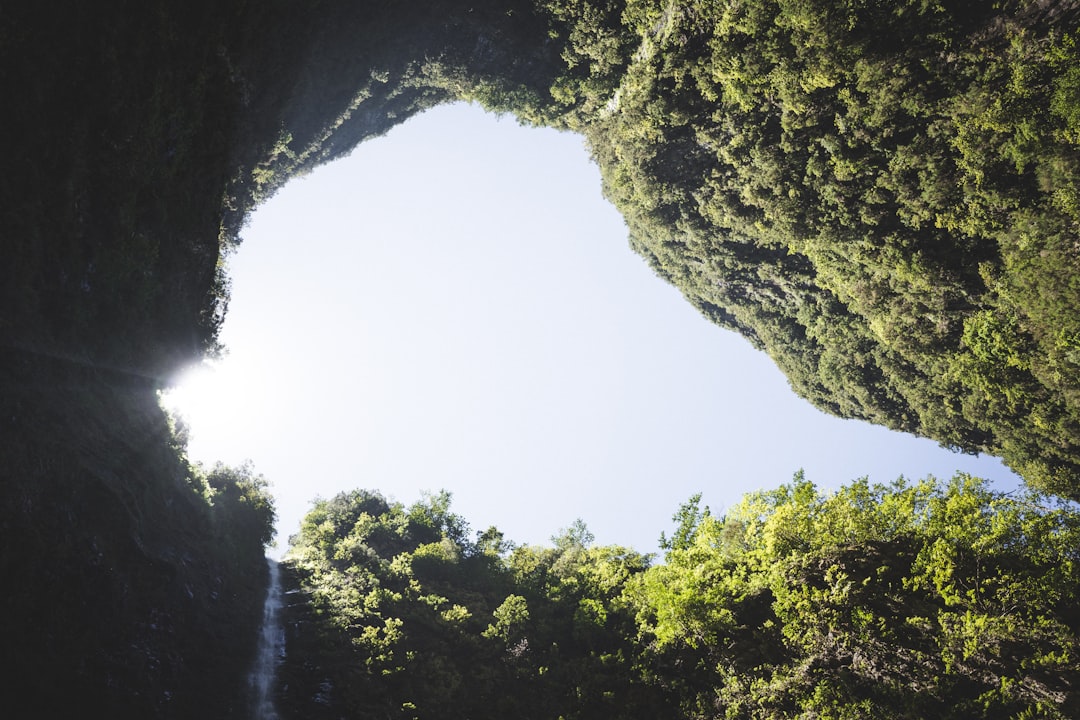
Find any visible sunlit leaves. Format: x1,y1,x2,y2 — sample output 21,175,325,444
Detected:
629,474,1080,718
484,594,530,642
557,0,1080,495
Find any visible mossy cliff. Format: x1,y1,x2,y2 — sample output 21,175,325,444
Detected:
1,0,1078,715
230,0,1080,496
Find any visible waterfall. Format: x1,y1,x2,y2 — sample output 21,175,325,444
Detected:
249,557,285,720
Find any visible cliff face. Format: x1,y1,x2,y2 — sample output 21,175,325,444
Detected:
226,0,1080,494
0,355,270,718
573,0,1080,495
1,4,272,712
1,0,1079,714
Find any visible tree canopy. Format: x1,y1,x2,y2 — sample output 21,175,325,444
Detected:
565,0,1080,496
279,478,1080,718
4,0,1080,714
632,474,1080,718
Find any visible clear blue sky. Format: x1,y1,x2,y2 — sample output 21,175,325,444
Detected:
165,102,1021,558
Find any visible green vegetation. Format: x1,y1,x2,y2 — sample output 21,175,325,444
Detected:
212,0,1080,496
634,476,1080,718
279,490,670,719
3,0,1080,715
568,0,1080,497
280,480,1080,718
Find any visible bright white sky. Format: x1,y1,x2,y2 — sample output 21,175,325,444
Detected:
164,102,1021,558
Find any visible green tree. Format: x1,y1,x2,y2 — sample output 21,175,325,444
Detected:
630,475,1080,718
282,492,670,720
205,461,277,550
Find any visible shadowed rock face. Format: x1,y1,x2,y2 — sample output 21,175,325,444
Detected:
0,3,578,714
0,0,573,378
1,0,1080,714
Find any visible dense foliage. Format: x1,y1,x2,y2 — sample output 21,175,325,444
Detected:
568,0,1080,497
208,0,1080,497
281,479,1080,719
634,476,1080,718
280,490,672,719
4,0,1080,716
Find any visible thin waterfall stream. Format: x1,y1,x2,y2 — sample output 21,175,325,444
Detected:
249,557,285,720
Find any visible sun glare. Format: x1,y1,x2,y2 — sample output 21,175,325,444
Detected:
161,361,227,428
159,356,269,464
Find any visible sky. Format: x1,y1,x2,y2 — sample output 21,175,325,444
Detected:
163,101,1022,558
